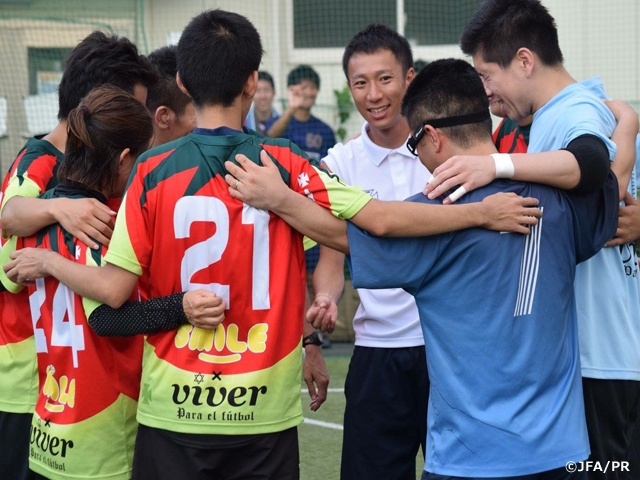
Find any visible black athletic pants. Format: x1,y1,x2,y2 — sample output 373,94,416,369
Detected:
583,378,640,480
132,424,300,480
0,411,38,480
341,345,429,480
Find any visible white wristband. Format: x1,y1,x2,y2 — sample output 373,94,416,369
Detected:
492,153,515,179
448,186,467,203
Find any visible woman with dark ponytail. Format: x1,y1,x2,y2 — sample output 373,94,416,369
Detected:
0,85,153,480
2,83,225,480
59,84,153,200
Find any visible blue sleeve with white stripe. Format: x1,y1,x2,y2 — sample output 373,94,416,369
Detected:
346,218,443,294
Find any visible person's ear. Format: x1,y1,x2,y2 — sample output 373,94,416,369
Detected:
405,67,416,85
515,48,535,77
244,70,259,99
118,148,131,165
176,72,192,98
424,125,443,153
154,106,173,130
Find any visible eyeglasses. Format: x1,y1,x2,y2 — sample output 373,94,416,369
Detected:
406,110,491,156
407,124,426,156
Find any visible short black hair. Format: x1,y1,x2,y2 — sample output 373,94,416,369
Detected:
342,24,413,79
287,65,320,89
460,0,563,68
177,9,263,107
146,45,192,117
57,31,157,120
258,71,275,90
401,58,492,148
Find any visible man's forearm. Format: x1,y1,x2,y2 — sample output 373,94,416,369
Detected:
351,199,487,237
89,293,187,336
1,197,57,236
271,192,488,246
610,142,634,198
269,189,350,253
511,138,613,195
510,150,581,190
268,188,538,251
312,246,345,302
267,186,486,248
606,98,639,197
609,128,637,197
44,253,137,308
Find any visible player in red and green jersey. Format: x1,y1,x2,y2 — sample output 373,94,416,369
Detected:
0,33,155,480
3,10,540,480
489,95,531,154
492,116,531,154
17,193,143,480
0,139,65,480
0,86,155,480
0,138,63,416
106,127,370,437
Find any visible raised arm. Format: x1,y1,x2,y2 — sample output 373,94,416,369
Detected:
425,95,624,205
2,196,115,249
424,148,598,204
605,99,639,198
265,85,304,138
224,150,541,253
350,190,540,237
596,100,640,246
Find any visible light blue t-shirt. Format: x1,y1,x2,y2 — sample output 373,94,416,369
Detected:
530,77,640,381
346,174,619,476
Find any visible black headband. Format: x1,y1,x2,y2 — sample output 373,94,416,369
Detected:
420,110,490,129
407,109,491,156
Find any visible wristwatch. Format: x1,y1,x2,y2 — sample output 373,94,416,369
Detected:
303,331,323,347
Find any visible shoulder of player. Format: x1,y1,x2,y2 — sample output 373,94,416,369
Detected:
259,134,294,148
474,179,568,212
48,219,105,262
13,139,61,169
260,136,311,164
132,136,195,176
543,82,610,119
142,134,193,160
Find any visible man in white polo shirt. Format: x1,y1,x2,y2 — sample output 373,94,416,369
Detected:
307,24,429,480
